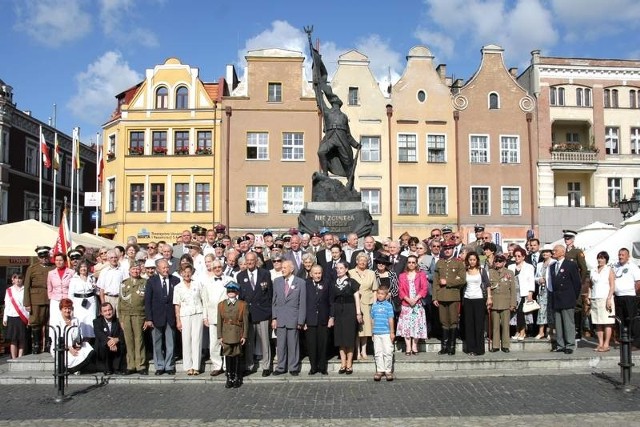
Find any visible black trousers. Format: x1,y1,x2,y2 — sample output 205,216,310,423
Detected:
463,298,486,355
305,324,328,371
95,344,125,373
516,296,527,330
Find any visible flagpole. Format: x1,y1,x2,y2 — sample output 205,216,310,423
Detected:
52,132,58,225
70,128,76,233
95,132,100,235
75,127,81,233
38,125,43,222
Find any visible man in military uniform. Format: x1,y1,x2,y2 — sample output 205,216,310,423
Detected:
562,229,589,338
217,282,249,388
465,225,485,255
487,254,517,352
433,238,467,355
23,246,54,353
119,263,148,375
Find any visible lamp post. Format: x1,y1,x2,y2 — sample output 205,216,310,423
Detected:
619,196,639,219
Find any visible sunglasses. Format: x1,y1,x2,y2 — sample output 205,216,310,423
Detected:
431,234,441,238
273,259,282,262
147,246,157,249
407,261,417,264
99,252,107,255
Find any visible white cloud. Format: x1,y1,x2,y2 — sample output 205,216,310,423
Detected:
67,51,142,125
14,0,92,47
551,0,640,41
238,20,307,64
98,0,159,47
414,29,455,58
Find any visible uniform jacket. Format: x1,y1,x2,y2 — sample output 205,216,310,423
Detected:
272,274,306,328
433,258,467,302
565,247,588,281
118,277,147,316
144,274,179,327
550,259,582,310
238,267,273,323
488,267,516,310
304,277,331,327
398,271,429,306
217,300,249,344
47,268,75,301
24,262,54,306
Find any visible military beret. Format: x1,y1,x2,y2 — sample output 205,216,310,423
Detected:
319,227,330,236
288,227,299,235
494,254,507,262
213,242,226,249
441,238,456,249
214,224,226,232
310,232,321,238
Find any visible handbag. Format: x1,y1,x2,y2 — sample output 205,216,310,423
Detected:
522,300,541,313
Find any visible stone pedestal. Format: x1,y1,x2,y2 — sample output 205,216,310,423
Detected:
298,201,374,237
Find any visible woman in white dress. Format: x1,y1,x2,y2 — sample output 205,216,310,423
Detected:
173,264,204,375
588,251,615,352
69,261,98,338
50,298,94,374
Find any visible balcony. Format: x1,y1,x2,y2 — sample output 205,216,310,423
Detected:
549,143,598,170
551,151,597,162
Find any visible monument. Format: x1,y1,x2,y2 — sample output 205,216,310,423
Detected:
298,26,375,237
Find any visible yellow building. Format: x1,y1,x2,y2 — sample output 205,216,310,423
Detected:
101,58,225,244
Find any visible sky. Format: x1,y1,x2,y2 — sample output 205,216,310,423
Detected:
2,0,640,145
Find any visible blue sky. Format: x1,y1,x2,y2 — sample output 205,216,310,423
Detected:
2,0,640,144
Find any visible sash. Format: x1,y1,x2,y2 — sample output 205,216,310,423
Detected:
7,287,29,325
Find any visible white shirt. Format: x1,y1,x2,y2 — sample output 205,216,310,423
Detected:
97,265,125,296
201,274,230,322
613,261,640,296
3,285,27,321
173,280,204,316
590,265,612,299
464,272,484,299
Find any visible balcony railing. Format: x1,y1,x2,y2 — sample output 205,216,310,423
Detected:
551,151,597,162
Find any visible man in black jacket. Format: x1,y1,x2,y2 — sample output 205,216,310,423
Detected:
93,302,126,375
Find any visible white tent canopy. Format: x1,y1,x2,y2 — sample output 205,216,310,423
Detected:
550,221,618,252
584,213,640,269
0,219,118,257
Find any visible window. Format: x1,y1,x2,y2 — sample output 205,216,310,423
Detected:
427,186,447,215
175,183,189,211
605,127,619,155
634,178,640,199
398,186,418,215
24,193,38,220
108,134,116,157
197,131,212,154
566,132,580,144
631,128,640,155
150,183,165,212
246,186,267,213
64,158,71,186
152,131,167,155
25,142,37,175
282,186,303,214
282,132,304,160
361,189,381,214
471,187,490,215
130,184,144,212
501,187,521,215
129,131,144,155
417,90,426,103
470,135,489,163
360,136,380,162
348,87,359,105
195,183,210,211
489,92,499,109
398,134,417,162
576,88,592,107
268,83,282,102
246,132,268,160
155,86,168,109
0,189,7,223
427,134,446,163
1,129,9,163
631,89,640,109
550,87,565,106
107,178,115,212
175,86,188,109
607,178,621,207
500,136,520,163
604,89,619,108
174,131,189,155
568,182,581,207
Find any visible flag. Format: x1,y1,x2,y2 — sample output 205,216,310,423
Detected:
52,208,71,262
52,133,61,170
97,142,104,183
40,130,51,169
72,127,81,170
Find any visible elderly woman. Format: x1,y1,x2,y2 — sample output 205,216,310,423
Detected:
374,254,399,309
534,245,554,339
47,253,75,327
296,253,316,280
330,261,362,374
349,252,377,360
69,260,98,339
397,255,428,355
588,251,615,352
93,247,110,278
50,298,94,374
509,247,536,341
173,264,204,375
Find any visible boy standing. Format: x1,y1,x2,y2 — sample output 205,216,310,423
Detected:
217,283,248,388
371,286,395,381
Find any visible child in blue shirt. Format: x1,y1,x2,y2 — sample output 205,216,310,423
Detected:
371,286,395,381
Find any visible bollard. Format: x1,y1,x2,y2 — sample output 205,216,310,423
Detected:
612,314,636,392
49,324,77,403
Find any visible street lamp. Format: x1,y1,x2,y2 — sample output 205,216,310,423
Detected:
619,196,639,219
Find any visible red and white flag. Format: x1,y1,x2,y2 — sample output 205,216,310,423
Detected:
52,208,71,259
97,142,104,183
52,133,61,170
40,130,51,169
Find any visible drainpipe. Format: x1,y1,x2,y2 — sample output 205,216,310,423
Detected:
386,104,393,238
453,110,461,230
526,112,535,233
225,106,232,228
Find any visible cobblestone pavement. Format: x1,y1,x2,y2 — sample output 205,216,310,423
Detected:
1,373,638,425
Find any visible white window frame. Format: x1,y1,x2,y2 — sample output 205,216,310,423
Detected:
501,186,521,216
268,82,282,102
361,188,381,215
246,185,268,214
348,87,359,106
282,132,304,161
500,135,520,164
25,141,37,175
550,86,565,106
398,133,417,163
24,192,39,220
427,186,447,215
471,186,490,216
360,136,381,162
108,134,116,157
607,178,621,207
107,177,116,213
488,92,500,109
634,178,640,199
282,185,304,214
469,135,490,163
246,132,269,160
195,183,210,212
426,134,446,163
398,185,418,215
174,183,190,212
605,126,619,155
630,127,640,155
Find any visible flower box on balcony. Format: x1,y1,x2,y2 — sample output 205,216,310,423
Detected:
174,147,190,155
129,147,144,155
152,147,167,155
195,147,212,155
107,152,115,160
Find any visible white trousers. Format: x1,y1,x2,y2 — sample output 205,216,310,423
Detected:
180,313,203,371
207,320,224,370
373,334,394,373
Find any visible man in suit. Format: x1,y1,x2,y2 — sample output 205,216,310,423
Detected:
316,233,336,270
93,302,126,375
237,251,273,376
304,265,331,375
283,234,306,275
159,244,180,275
387,241,407,275
271,260,306,376
144,259,180,375
172,229,193,259
351,235,378,270
550,245,582,354
343,233,360,266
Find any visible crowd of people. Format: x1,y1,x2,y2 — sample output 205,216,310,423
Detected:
2,223,639,386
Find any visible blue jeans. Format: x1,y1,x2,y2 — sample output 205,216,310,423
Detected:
151,324,175,371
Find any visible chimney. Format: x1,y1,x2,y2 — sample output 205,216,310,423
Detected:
436,64,447,84
509,67,518,77
531,49,541,65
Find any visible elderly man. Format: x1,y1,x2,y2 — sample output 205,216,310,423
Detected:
613,248,640,338
550,245,582,354
387,241,407,275
119,263,148,375
202,258,231,376
283,234,306,275
173,229,193,258
160,244,179,274
97,249,125,316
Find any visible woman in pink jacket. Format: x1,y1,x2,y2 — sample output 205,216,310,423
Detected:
47,253,75,328
396,255,429,355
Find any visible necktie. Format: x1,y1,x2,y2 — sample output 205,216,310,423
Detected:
367,252,373,269
332,261,336,269
162,277,168,296
555,261,561,275
250,271,256,290
391,256,396,264
532,254,537,265
295,251,300,268
214,277,222,281
285,278,291,297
